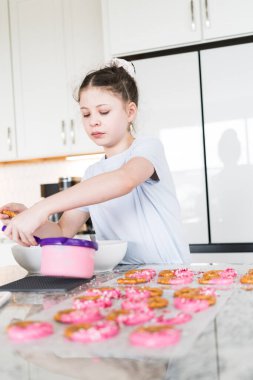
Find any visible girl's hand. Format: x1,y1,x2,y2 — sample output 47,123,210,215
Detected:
3,203,48,247
0,203,27,225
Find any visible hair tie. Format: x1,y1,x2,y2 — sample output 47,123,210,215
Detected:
106,57,136,79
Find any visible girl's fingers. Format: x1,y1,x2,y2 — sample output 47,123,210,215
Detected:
19,232,33,247
0,214,11,220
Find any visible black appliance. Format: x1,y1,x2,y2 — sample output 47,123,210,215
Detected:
40,177,94,233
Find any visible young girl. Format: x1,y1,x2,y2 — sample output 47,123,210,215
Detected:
0,58,190,264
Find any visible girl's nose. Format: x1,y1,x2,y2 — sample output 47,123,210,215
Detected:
89,116,101,127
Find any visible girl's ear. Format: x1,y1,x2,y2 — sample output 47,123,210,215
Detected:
127,102,137,122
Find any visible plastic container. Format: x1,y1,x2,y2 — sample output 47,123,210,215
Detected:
39,237,98,278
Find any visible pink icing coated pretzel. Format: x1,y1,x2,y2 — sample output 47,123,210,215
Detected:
174,297,210,313
155,311,192,325
7,321,53,341
83,287,121,299
130,325,181,348
54,308,103,324
65,320,119,343
73,296,112,309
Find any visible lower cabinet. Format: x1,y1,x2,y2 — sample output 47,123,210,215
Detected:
133,53,209,244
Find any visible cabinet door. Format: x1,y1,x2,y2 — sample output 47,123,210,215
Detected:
201,0,253,40
201,43,253,242
63,0,104,155
0,0,17,161
133,53,208,244
9,0,68,159
103,0,202,56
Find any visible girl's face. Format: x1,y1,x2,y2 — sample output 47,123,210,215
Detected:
79,87,136,156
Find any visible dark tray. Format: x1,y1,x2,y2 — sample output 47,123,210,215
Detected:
0,275,94,292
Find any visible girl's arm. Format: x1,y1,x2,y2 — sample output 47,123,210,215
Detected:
1,203,89,246
4,157,154,245
34,209,90,239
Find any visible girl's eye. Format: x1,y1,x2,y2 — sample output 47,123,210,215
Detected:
83,114,90,118
100,111,109,115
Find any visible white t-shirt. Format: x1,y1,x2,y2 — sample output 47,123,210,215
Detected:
79,137,190,264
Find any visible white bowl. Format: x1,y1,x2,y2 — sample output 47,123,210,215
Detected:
11,245,42,274
94,240,127,272
11,239,127,274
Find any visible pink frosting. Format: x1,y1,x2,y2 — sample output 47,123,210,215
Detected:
7,321,53,341
173,268,194,278
124,287,150,301
130,327,181,348
168,276,193,285
155,312,192,325
121,299,149,311
121,309,155,326
84,288,121,299
56,308,103,324
140,269,157,278
222,268,237,278
126,272,152,281
174,297,210,313
66,320,119,343
73,297,112,310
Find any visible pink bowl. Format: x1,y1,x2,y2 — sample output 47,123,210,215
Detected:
40,237,97,278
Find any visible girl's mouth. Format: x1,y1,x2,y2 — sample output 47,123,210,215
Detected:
91,132,105,138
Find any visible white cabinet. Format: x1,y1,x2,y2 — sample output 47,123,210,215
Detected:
103,0,202,56
103,0,253,56
202,0,253,40
0,0,17,161
201,43,253,243
133,53,209,244
9,0,104,160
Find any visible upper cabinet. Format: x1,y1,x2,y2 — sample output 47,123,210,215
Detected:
0,0,17,161
102,0,202,56
102,0,253,56
9,0,104,160
202,0,253,40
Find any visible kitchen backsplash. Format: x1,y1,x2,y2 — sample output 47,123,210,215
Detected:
0,154,102,236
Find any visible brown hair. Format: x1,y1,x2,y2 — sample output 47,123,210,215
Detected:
76,63,138,106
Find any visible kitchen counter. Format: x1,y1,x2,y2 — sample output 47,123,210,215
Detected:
1,263,253,380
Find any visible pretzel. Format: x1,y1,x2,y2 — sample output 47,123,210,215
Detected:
147,297,169,309
2,210,17,218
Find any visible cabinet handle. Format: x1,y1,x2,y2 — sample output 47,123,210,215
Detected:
70,119,76,144
190,0,196,31
204,0,210,28
7,127,12,151
61,120,67,145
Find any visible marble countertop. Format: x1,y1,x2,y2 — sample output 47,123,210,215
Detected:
1,263,253,380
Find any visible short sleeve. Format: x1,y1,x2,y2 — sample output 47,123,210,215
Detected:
128,137,166,183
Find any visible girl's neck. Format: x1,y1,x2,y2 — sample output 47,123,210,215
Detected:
104,134,135,158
